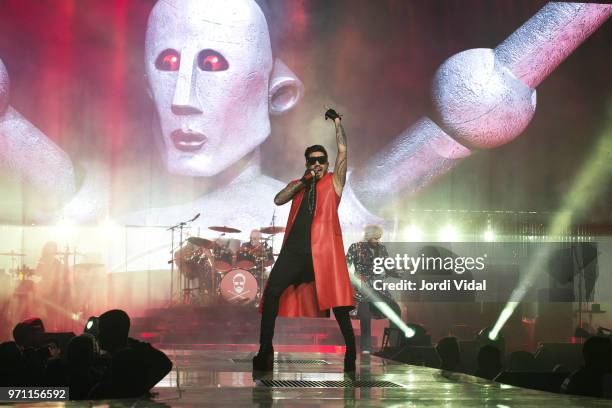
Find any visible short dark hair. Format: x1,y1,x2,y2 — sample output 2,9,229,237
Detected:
13,318,45,347
304,145,328,160
98,309,130,353
13,323,32,347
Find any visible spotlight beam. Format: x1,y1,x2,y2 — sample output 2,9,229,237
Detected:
36,296,88,326
348,265,415,338
491,105,612,339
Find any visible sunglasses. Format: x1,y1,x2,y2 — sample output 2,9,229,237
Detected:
307,156,328,165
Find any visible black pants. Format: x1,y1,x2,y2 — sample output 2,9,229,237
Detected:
259,248,355,355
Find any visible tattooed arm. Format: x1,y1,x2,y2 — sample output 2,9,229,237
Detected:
332,117,347,196
274,171,314,205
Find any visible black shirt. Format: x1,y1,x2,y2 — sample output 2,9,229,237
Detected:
284,186,314,253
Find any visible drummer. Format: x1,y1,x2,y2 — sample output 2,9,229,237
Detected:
245,230,263,249
240,230,273,266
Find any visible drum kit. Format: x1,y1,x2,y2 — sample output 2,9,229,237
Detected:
0,250,64,292
0,251,34,295
171,225,283,307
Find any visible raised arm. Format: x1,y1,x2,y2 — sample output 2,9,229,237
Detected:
325,109,347,196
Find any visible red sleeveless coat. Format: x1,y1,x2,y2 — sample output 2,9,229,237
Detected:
261,173,354,317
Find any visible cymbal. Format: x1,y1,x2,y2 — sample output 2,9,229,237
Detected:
209,226,241,233
0,251,25,256
260,226,285,234
187,237,214,249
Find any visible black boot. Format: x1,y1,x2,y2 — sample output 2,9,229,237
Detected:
253,346,274,372
334,306,357,373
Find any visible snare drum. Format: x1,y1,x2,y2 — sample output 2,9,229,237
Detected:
219,269,258,305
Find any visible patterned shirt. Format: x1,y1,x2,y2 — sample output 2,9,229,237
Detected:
346,241,393,304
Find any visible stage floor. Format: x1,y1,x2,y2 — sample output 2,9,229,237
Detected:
6,346,612,407
106,346,612,407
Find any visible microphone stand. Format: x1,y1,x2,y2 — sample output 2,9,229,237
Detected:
167,214,200,307
571,244,585,338
269,209,276,254
259,210,278,302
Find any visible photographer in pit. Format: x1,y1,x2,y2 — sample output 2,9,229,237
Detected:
11,319,59,386
89,309,172,399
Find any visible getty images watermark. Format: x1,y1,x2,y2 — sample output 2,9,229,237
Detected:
363,242,601,302
371,249,488,293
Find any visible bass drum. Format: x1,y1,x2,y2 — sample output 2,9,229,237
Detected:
219,269,258,305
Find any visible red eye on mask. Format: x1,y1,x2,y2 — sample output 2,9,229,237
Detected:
155,49,180,71
198,49,229,72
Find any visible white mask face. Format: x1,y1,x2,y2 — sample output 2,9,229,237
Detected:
145,0,273,176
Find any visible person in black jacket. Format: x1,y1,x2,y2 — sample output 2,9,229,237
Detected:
93,309,172,397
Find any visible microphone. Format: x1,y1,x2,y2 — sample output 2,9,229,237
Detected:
191,213,200,222
300,170,315,185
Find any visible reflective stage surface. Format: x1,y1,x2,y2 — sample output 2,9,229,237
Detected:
5,346,612,407
64,347,612,407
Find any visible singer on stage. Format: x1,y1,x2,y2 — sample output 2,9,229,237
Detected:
253,108,356,372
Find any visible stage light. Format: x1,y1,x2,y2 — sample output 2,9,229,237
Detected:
483,229,495,242
348,265,415,338
54,219,76,241
405,327,415,338
491,106,612,337
380,323,430,352
405,323,428,342
373,301,415,338
438,225,458,242
84,316,99,336
477,327,505,351
402,225,423,242
490,303,516,341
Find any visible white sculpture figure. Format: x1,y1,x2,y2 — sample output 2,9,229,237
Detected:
0,1,610,239
146,0,278,178
349,3,612,214
0,59,76,215
123,0,305,231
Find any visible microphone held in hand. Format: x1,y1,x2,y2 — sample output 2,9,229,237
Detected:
300,169,315,185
